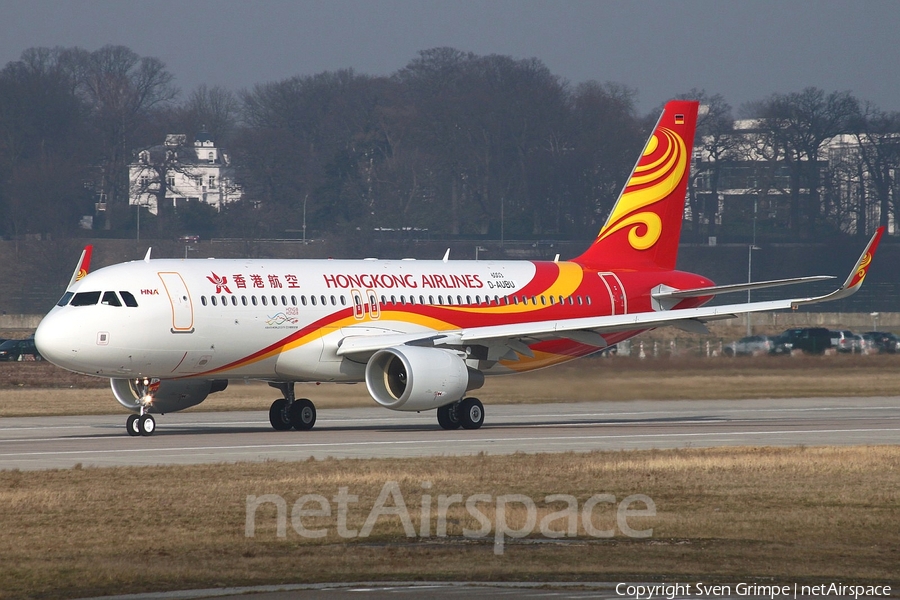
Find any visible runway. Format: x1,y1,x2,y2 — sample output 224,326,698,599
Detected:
1,397,898,470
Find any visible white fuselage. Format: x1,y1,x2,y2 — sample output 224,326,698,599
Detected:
36,256,613,383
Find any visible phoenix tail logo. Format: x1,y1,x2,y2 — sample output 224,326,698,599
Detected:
595,127,688,251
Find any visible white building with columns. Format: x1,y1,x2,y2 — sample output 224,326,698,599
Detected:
128,132,241,215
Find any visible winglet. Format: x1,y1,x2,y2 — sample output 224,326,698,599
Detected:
793,226,884,307
442,248,450,263
67,245,93,288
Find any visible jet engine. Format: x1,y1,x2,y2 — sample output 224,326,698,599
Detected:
365,346,484,411
111,378,228,414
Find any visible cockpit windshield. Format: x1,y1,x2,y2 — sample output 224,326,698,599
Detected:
62,291,139,307
70,291,101,306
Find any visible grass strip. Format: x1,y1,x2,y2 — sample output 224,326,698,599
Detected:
0,446,897,599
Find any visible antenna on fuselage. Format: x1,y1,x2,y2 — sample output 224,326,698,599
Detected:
143,248,152,263
442,249,450,263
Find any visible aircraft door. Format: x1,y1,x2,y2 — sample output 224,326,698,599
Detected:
158,272,195,333
598,273,627,315
366,289,380,320
351,289,365,320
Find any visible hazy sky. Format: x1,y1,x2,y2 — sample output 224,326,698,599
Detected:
2,0,898,115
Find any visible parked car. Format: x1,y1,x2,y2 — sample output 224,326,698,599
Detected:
829,330,860,353
770,328,832,355
723,335,775,356
854,333,873,354
0,338,42,361
861,331,900,353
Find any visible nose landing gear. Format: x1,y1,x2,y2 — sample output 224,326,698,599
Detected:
125,410,156,436
125,378,157,436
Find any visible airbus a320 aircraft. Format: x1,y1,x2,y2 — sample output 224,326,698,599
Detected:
35,100,883,436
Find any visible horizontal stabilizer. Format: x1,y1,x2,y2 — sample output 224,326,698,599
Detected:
652,275,835,301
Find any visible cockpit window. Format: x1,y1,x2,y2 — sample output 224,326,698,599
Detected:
119,291,138,307
70,291,101,306
101,291,122,307
57,291,74,307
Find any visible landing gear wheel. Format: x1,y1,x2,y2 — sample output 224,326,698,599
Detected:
437,403,461,430
289,399,316,431
138,414,156,436
459,397,485,430
126,414,140,436
269,398,293,431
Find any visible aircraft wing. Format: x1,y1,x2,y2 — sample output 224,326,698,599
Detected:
337,227,883,361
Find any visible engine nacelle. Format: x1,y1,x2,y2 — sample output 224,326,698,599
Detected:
365,346,484,412
111,378,228,414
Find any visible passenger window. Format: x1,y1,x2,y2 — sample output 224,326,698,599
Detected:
586,296,592,305
70,291,101,306
340,295,347,306
231,296,237,306
540,296,546,306
310,296,317,306
291,296,297,306
438,295,444,304
321,295,327,306
330,295,336,306
221,295,228,306
120,291,138,307
241,296,248,306
261,296,268,306
301,296,307,306
201,296,208,306
211,296,218,306
251,296,258,306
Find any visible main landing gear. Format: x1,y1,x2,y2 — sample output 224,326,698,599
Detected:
437,397,484,430
268,382,317,431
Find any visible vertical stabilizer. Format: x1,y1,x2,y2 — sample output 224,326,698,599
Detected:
573,100,699,270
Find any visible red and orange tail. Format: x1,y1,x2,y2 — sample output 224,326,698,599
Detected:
573,100,699,271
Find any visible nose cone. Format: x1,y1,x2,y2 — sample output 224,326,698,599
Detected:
34,311,73,369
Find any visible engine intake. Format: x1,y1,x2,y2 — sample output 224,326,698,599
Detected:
365,346,484,412
111,378,228,414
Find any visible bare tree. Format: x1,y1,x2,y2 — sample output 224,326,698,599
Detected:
854,104,900,235
66,45,178,228
678,89,735,240
750,88,860,238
